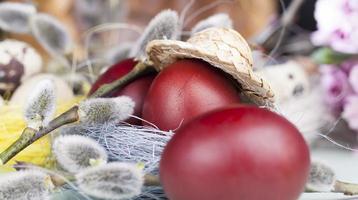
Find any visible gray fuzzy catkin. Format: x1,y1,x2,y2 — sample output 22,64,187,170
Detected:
29,13,72,65
0,2,36,33
78,96,135,125
0,170,53,200
53,135,108,173
76,162,144,200
191,13,233,34
24,79,56,129
129,9,179,59
306,161,336,192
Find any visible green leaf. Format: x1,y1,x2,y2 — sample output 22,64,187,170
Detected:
311,47,354,65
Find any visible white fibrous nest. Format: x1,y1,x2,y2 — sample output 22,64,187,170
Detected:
60,123,173,199
60,123,173,173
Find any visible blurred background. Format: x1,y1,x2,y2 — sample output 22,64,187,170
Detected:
0,0,317,61
1,0,358,199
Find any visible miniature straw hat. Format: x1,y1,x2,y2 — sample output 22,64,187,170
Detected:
146,27,274,106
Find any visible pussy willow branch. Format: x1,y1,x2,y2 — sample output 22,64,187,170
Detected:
14,161,161,187
0,106,79,164
0,62,154,164
49,173,161,188
90,62,154,98
305,180,358,196
334,180,358,195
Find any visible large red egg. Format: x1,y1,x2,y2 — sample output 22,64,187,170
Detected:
160,106,310,200
142,59,240,130
89,58,155,124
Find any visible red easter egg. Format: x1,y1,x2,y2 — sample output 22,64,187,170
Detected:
160,106,310,200
142,59,240,130
89,58,155,124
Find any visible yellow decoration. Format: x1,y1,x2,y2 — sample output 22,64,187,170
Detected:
0,97,84,168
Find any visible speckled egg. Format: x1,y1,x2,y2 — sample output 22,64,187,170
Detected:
0,39,42,96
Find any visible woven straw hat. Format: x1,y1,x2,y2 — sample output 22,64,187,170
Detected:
146,27,274,106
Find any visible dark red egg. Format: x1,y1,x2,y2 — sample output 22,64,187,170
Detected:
89,58,155,124
142,59,240,130
113,74,155,124
89,58,137,95
160,106,310,200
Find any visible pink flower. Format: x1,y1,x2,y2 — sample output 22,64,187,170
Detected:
320,65,351,112
341,59,358,74
342,95,358,131
348,64,358,93
312,0,358,54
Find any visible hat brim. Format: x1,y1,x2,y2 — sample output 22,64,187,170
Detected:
146,39,275,107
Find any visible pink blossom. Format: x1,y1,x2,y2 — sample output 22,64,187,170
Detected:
341,59,358,74
320,65,351,112
349,64,358,93
312,0,358,54
342,95,358,131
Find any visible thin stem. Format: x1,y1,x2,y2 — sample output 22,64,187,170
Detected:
334,180,358,195
144,174,161,186
260,0,306,51
183,0,233,27
33,106,80,141
0,128,36,165
0,106,79,164
281,0,305,27
53,173,160,188
50,173,76,187
90,62,155,98
83,23,142,81
305,180,358,195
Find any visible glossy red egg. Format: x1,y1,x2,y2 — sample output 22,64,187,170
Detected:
160,106,310,200
89,58,137,95
142,59,240,130
89,58,155,124
114,74,155,124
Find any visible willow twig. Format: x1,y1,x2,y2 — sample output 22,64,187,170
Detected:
0,61,154,164
0,106,79,164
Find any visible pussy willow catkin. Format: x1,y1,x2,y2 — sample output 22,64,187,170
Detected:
60,122,173,199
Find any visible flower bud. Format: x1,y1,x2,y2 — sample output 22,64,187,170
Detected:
78,96,134,124
0,2,36,33
0,170,53,200
76,162,143,200
53,135,108,173
24,79,56,129
306,161,336,192
130,9,179,59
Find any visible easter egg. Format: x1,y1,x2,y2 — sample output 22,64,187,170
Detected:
0,40,42,96
10,74,74,106
160,106,310,200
